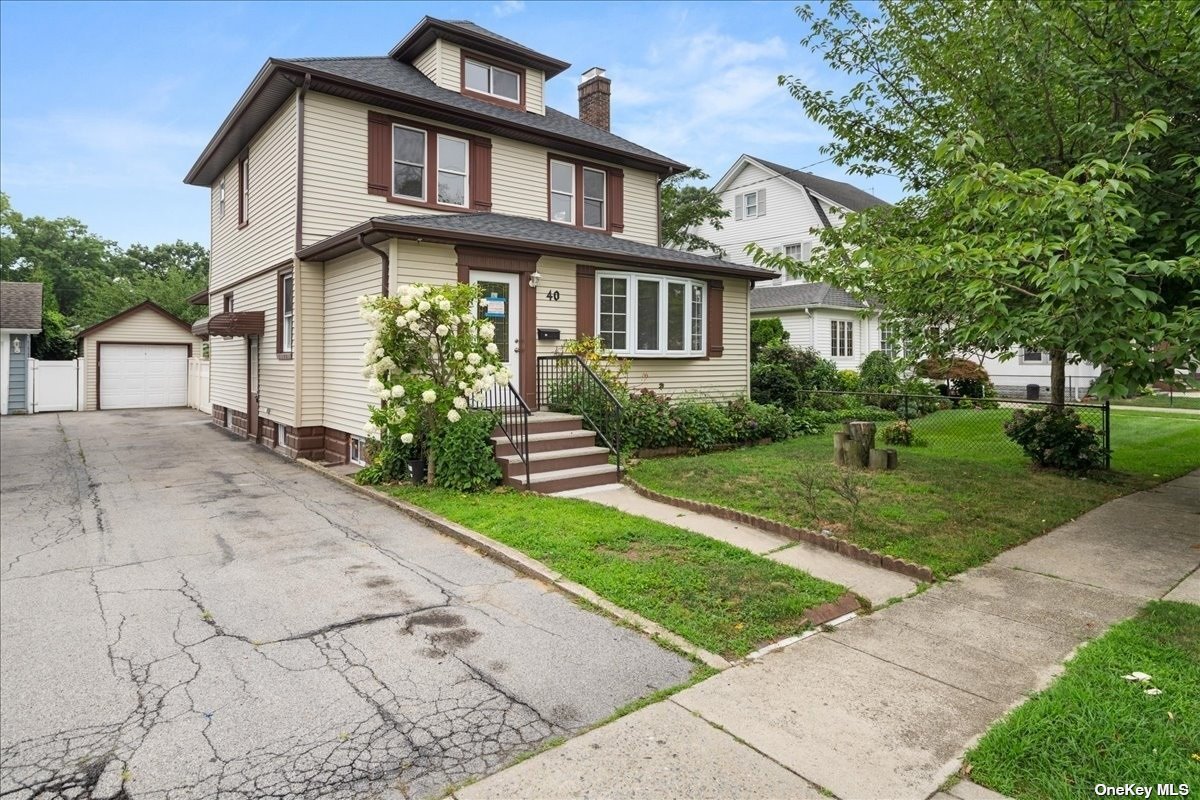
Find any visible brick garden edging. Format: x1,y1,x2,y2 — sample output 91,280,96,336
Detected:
623,477,936,584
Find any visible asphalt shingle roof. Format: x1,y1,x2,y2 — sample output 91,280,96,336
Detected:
750,282,864,311
282,56,681,169
0,282,43,330
751,156,888,212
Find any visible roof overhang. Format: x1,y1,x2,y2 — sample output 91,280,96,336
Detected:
75,300,194,341
184,60,685,187
192,311,265,339
187,288,210,306
751,304,873,314
389,17,570,78
0,327,41,336
297,218,779,281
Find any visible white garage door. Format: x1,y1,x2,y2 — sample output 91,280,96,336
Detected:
99,344,189,409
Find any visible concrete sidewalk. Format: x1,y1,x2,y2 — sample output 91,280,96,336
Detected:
570,485,918,607
459,470,1200,800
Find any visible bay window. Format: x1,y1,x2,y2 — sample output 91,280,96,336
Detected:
597,271,706,356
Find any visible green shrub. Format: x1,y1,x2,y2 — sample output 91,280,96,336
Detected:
1003,407,1107,472
809,406,899,425
892,377,943,418
622,389,675,450
882,420,921,446
750,318,788,361
726,398,792,443
859,350,899,392
673,401,734,453
756,342,840,390
837,370,861,392
750,363,802,409
355,430,414,485
432,410,502,491
789,409,825,436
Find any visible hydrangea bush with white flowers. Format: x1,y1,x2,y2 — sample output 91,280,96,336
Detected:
358,283,509,485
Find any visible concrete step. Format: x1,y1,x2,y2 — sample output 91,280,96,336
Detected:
492,428,597,457
504,463,621,494
492,413,584,438
498,446,611,477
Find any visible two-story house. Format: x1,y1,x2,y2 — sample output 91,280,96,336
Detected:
692,155,1101,398
184,17,775,480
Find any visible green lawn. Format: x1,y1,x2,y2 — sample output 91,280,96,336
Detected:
966,602,1200,800
1112,393,1200,409
629,409,1200,578
381,486,847,659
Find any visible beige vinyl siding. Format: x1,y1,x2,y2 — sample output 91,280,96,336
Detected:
209,337,246,413
437,41,462,91
214,270,295,423
524,68,545,115
618,168,659,246
389,240,458,292
413,42,439,83
209,94,297,291
322,249,382,436
296,259,324,426
80,310,202,411
533,257,577,357
490,137,547,218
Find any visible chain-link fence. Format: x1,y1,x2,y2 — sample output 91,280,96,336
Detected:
797,390,1111,467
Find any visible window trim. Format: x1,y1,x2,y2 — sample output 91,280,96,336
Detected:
223,293,234,313
549,158,575,225
460,51,525,110
581,166,607,230
276,269,294,359
436,133,470,208
547,154,615,234
391,123,428,202
1020,347,1044,364
595,270,707,358
831,319,854,358
218,178,226,220
373,114,485,212
349,436,368,466
237,153,250,229
744,190,758,218
879,323,899,359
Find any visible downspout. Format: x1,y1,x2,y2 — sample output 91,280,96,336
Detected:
805,308,814,351
359,234,390,297
294,73,310,251
293,73,310,430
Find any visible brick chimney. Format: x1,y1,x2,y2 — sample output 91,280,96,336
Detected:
578,67,611,131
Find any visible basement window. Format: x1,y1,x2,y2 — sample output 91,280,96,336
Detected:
349,436,367,466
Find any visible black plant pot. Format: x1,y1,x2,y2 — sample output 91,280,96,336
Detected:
407,458,428,486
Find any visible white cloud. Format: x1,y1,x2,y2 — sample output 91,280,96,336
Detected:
492,1,525,18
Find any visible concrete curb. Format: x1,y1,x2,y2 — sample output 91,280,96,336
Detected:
623,477,936,584
295,459,733,671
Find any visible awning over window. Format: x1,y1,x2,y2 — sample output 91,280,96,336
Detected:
192,311,265,338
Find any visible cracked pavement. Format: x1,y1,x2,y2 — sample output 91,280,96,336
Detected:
0,409,693,799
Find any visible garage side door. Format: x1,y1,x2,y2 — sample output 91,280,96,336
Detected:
99,344,189,409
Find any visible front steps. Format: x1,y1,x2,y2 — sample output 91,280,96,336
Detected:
492,412,620,493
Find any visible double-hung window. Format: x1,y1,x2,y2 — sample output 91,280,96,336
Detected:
436,134,468,207
392,125,427,201
582,167,606,229
879,324,898,359
597,271,706,356
550,160,575,223
831,320,854,357
463,58,521,104
391,124,470,208
1020,348,1044,363
278,272,294,355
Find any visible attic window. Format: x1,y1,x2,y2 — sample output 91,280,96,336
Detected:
464,58,521,104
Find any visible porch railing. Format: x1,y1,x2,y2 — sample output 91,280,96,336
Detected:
536,355,623,473
471,381,531,487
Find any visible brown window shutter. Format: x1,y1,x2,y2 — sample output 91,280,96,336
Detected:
576,265,596,337
706,279,724,358
607,168,624,233
470,136,493,211
367,112,390,196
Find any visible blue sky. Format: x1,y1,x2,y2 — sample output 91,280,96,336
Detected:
0,0,902,248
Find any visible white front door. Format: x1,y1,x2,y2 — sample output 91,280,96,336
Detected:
469,271,520,390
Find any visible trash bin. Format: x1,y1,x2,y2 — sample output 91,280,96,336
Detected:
1026,383,1040,400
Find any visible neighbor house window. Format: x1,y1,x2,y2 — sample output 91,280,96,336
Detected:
736,189,765,219
784,241,813,262
238,154,250,227
596,271,706,356
550,160,575,223
463,57,521,104
880,324,898,359
278,272,294,355
349,436,367,466
831,320,854,357
218,178,226,219
1021,348,1044,363
392,124,427,200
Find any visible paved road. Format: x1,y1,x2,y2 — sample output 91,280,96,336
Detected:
0,410,692,799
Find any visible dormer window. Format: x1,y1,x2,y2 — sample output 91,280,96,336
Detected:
463,56,522,106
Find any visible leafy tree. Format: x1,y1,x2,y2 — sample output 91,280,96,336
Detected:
750,317,788,361
660,168,730,256
763,1,1200,404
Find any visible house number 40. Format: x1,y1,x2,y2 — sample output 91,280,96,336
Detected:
544,289,561,301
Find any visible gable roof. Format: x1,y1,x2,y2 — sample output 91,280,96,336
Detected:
389,17,570,78
75,300,195,341
185,33,685,187
750,282,865,311
296,212,778,281
0,281,43,331
712,155,888,214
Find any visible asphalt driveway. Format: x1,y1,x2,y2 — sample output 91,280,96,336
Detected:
0,409,692,799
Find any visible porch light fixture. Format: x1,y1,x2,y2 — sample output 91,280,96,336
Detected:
528,271,542,288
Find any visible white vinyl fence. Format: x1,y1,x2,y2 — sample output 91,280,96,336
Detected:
30,358,83,412
187,357,211,414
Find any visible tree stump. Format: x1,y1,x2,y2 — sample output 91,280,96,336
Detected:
869,447,899,470
836,421,876,468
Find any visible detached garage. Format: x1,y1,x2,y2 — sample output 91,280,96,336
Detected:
77,301,203,411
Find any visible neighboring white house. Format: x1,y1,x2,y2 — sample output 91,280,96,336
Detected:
693,154,1102,398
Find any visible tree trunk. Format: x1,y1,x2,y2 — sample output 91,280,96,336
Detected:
1049,348,1067,409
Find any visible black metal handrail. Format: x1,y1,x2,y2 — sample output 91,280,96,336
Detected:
536,355,624,473
471,381,531,487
